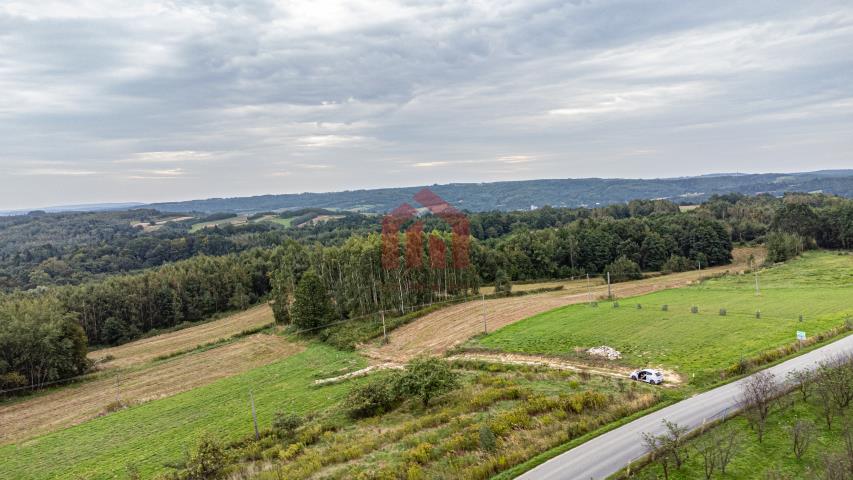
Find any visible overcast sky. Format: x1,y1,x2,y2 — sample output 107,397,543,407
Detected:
1,1,852,210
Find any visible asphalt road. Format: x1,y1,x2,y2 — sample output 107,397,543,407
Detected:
517,333,853,480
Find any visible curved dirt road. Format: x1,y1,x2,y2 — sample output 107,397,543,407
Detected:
364,247,764,362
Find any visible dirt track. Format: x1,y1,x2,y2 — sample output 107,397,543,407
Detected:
89,303,274,369
363,247,764,362
0,334,301,444
449,352,683,386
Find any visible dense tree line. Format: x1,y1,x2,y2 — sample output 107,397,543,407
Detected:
0,296,88,391
15,192,853,393
0,248,277,392
273,213,732,330
697,193,853,261
472,214,731,282
0,200,685,293
0,210,292,291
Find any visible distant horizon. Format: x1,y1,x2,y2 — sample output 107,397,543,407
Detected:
2,167,850,214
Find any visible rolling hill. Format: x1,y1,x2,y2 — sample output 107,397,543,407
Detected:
148,170,853,214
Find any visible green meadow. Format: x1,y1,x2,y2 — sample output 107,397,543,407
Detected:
475,252,853,379
634,383,851,479
0,344,364,480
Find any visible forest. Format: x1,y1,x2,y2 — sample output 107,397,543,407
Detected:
147,170,853,213
1,193,852,395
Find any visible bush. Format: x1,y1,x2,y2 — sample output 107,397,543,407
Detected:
272,411,305,437
185,433,227,480
395,357,459,407
0,372,27,391
765,232,806,264
661,254,694,273
104,400,125,413
405,442,433,464
605,256,642,282
479,424,497,452
494,269,512,296
345,375,401,418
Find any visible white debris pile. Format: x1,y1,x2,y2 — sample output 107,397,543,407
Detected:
586,346,622,360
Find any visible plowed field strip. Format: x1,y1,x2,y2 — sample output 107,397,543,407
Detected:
0,334,301,444
88,304,274,368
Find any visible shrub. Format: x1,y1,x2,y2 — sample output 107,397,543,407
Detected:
185,433,227,480
278,442,304,461
765,232,806,264
272,411,305,437
103,400,126,413
605,255,642,282
661,255,694,273
444,430,479,452
345,375,401,418
395,357,459,407
479,424,497,452
406,464,425,480
494,269,512,296
490,408,531,436
405,442,433,464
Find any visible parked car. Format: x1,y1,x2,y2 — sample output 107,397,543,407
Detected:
630,369,664,385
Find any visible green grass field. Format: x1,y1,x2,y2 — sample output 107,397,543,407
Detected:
475,252,853,380
634,385,851,479
264,216,294,227
0,344,363,480
189,215,245,232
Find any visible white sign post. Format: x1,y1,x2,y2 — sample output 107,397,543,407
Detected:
796,331,806,341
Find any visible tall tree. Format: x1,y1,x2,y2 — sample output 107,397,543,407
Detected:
291,269,335,331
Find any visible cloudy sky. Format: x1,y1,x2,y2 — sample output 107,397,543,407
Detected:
1,0,852,210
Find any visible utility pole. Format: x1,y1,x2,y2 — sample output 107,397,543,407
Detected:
482,292,487,334
754,269,760,296
115,372,121,405
249,390,260,441
381,310,387,343
606,272,612,300
586,274,592,305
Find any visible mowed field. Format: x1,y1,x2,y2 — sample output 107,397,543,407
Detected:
0,334,300,444
365,247,765,362
89,303,275,368
1,304,280,444
476,251,853,379
0,344,362,480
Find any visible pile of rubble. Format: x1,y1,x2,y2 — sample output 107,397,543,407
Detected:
586,345,622,360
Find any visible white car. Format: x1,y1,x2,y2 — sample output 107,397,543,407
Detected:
630,369,664,385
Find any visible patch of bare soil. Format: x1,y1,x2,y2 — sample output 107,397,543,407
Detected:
0,334,301,444
89,303,274,369
362,247,764,363
448,352,684,386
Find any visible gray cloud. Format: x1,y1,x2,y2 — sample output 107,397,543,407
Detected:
1,0,852,209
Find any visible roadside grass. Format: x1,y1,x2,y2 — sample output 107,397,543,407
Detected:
0,344,363,480
174,362,664,480
630,386,852,479
474,252,853,385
